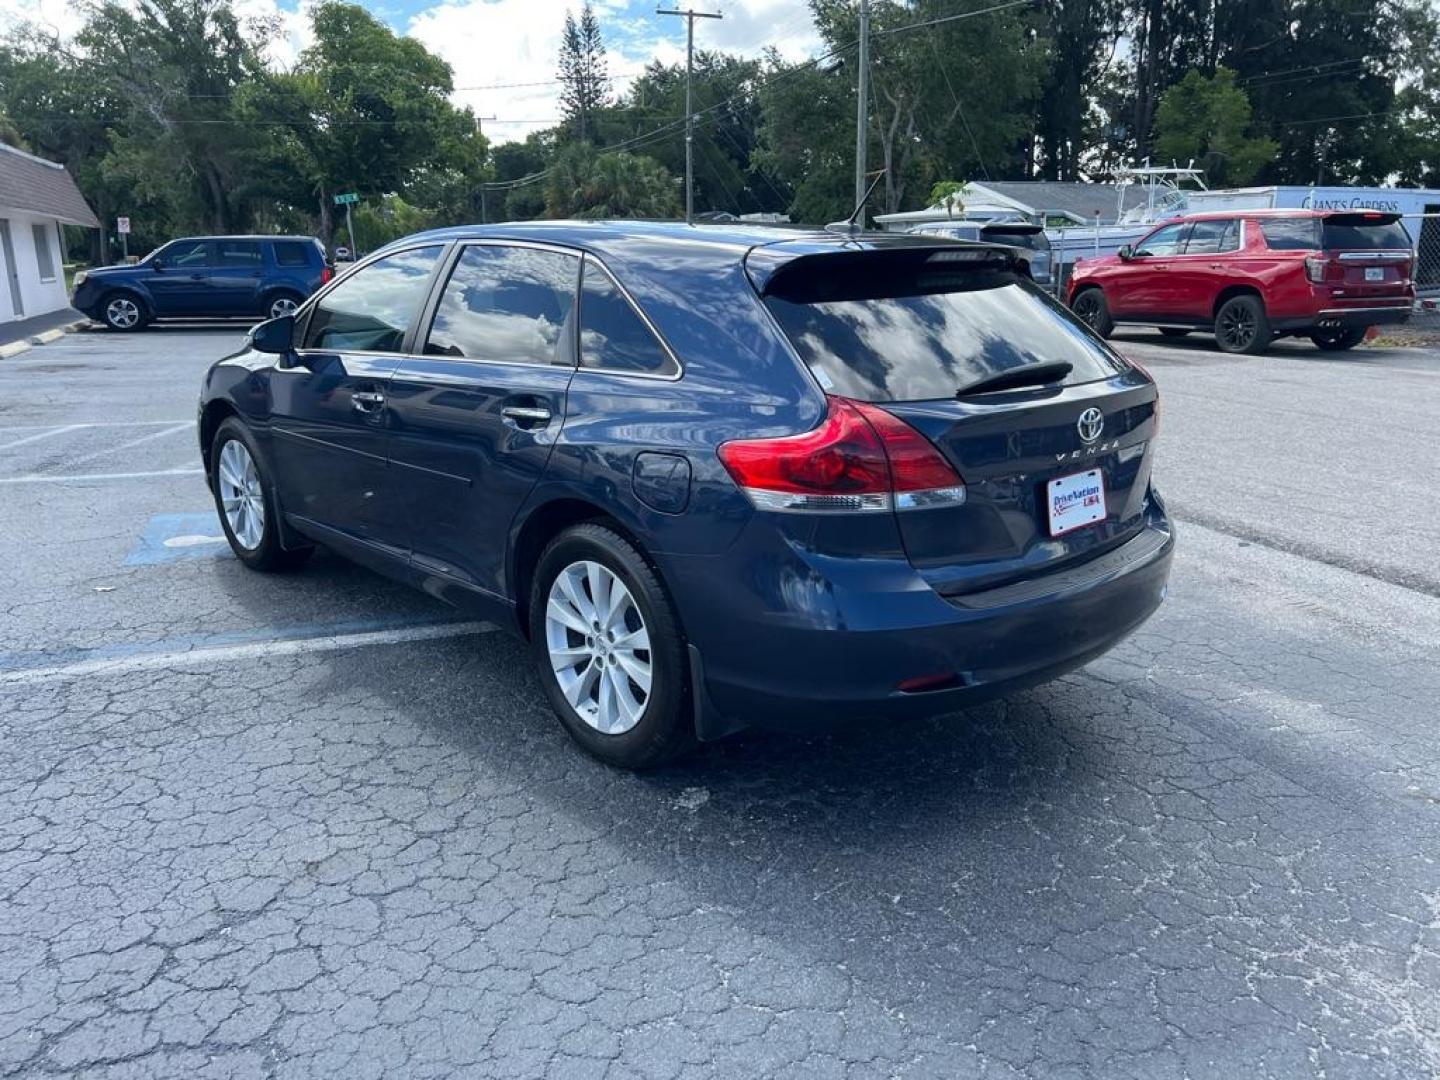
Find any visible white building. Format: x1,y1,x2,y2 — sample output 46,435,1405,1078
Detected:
0,143,100,324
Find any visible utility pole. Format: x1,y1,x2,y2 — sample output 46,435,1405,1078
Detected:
475,114,497,224
657,6,723,224
854,0,871,228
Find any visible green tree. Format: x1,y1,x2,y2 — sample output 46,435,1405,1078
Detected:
754,52,853,223
558,3,609,143
613,53,779,216
1152,67,1276,185
240,2,475,245
543,145,680,218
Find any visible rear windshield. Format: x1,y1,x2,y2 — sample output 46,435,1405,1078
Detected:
763,255,1124,402
1321,217,1411,250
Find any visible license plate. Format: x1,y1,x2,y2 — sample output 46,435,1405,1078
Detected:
1047,469,1107,536
1365,267,1385,282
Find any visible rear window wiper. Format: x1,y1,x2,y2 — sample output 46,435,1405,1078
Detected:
955,361,1073,397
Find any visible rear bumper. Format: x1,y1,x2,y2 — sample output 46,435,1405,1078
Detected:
1273,302,1412,332
668,499,1174,737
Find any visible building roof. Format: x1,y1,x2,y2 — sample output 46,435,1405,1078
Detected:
0,144,100,228
969,181,1151,222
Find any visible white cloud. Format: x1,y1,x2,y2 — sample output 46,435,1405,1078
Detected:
409,0,820,144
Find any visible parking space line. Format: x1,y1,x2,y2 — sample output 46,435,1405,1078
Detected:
0,425,85,452
0,621,494,687
0,420,196,434
0,467,206,485
68,422,196,465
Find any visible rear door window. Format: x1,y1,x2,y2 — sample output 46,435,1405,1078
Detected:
216,240,262,267
1260,218,1321,250
1321,216,1411,250
303,245,444,352
1183,219,1238,254
763,253,1124,403
423,244,579,366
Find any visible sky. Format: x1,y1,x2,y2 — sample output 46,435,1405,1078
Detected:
0,0,823,142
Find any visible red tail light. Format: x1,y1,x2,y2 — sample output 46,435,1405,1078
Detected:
320,266,334,285
1304,255,1330,283
717,396,965,513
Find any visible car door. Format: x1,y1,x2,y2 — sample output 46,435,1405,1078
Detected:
1109,222,1188,318
146,239,214,314
269,243,447,555
1168,218,1242,321
385,242,581,599
208,239,265,315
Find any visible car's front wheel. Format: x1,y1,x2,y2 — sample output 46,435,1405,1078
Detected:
1071,287,1114,338
529,523,693,768
1214,295,1271,354
1309,326,1368,352
101,292,147,332
210,418,313,571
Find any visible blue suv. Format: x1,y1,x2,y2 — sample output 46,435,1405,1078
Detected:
74,235,332,330
198,222,1173,768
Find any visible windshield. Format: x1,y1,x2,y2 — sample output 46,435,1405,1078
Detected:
764,259,1124,403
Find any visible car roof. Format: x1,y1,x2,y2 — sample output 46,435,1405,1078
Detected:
389,219,1001,275
169,234,320,243
1158,208,1396,224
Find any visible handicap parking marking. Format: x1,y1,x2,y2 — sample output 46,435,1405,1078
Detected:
127,511,229,565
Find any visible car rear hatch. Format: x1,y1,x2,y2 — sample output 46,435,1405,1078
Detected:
747,241,1161,598
1315,212,1414,303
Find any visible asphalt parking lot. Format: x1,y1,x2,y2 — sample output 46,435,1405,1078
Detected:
2,324,1438,1079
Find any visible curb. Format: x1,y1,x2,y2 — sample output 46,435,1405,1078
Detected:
0,318,90,360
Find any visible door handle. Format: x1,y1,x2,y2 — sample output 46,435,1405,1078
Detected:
500,405,552,425
352,390,385,412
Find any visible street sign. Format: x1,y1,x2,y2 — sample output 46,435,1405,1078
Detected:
116,217,130,234
333,193,359,206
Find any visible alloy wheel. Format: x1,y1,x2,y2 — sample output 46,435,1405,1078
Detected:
106,297,140,329
1218,305,1257,350
269,296,299,319
544,559,652,735
1073,293,1101,328
217,439,265,550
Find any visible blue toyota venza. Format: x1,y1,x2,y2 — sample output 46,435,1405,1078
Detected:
198,222,1173,768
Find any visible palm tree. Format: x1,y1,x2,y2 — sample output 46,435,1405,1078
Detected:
544,145,681,219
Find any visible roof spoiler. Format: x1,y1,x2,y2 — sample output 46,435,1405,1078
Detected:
746,243,1021,298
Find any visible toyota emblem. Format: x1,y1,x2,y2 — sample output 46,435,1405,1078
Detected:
1077,407,1105,443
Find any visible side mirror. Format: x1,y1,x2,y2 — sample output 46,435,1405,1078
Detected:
1117,245,1133,261
249,314,295,355
151,257,165,271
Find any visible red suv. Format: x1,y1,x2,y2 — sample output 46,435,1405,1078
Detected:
1067,209,1415,354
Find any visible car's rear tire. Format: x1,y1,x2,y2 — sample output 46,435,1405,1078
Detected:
1071,288,1113,338
100,291,148,332
210,418,313,572
1214,295,1271,355
1158,327,1191,338
1309,326,1368,352
529,523,694,769
264,291,304,321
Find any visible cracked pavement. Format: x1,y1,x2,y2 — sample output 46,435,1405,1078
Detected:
1,325,1438,1078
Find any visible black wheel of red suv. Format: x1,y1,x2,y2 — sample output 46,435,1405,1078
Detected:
1214,295,1271,355
1309,326,1368,352
529,523,694,769
1071,288,1113,338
